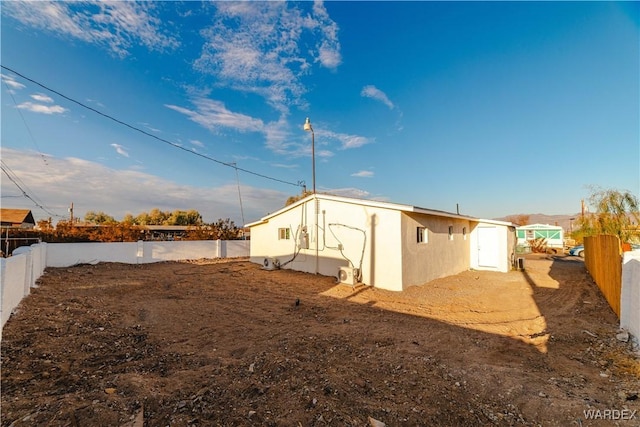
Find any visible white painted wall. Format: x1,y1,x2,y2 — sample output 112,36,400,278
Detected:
249,196,515,291
250,197,404,291
1,240,248,338
354,205,402,291
47,242,139,267
1,255,28,332
469,222,513,273
46,240,249,267
621,252,640,342
401,213,471,287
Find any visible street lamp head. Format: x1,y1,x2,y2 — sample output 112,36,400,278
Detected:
303,117,313,132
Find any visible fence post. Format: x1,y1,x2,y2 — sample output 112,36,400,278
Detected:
136,240,144,264
23,250,32,297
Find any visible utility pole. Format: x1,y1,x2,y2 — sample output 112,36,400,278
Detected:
69,202,74,224
303,118,319,274
231,163,246,239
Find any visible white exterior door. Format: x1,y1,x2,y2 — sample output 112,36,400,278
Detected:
477,226,499,268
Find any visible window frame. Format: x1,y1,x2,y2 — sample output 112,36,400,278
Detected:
278,227,290,240
417,226,427,244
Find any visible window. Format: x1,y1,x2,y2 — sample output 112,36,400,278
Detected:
448,225,454,241
417,226,427,243
278,228,290,240
463,226,467,240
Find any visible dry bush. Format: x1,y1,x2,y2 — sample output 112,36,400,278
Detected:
527,238,548,253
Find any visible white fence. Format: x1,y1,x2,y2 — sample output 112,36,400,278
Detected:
621,251,640,343
0,240,249,336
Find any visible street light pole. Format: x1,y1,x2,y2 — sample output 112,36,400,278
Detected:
304,117,315,194
304,117,319,274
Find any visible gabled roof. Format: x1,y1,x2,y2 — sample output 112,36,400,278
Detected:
246,193,513,227
0,208,36,226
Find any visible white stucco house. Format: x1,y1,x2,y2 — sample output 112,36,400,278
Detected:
247,194,516,292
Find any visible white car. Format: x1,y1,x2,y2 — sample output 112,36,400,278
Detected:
569,245,584,257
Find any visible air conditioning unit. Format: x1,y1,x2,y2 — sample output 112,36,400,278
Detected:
338,267,358,285
262,257,279,271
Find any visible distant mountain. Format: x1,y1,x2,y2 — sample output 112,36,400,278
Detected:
494,213,582,231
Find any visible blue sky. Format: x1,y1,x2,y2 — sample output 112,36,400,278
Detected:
2,1,638,225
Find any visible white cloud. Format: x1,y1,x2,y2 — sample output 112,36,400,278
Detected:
320,130,374,150
110,143,129,158
139,122,161,133
86,98,106,108
15,92,66,114
195,1,341,113
351,170,374,178
312,1,342,69
30,93,54,103
1,74,25,90
166,98,264,133
361,85,394,110
166,102,333,159
0,147,288,224
190,140,205,148
340,135,371,150
17,102,67,115
318,41,342,69
272,163,299,169
2,1,178,57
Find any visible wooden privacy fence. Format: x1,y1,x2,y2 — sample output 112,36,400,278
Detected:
584,235,621,317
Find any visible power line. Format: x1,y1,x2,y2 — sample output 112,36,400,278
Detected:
2,80,49,167
0,161,65,218
0,160,48,208
1,65,304,189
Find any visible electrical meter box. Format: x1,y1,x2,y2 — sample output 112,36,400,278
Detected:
298,230,309,249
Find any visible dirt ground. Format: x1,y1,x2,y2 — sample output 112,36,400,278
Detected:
1,254,639,426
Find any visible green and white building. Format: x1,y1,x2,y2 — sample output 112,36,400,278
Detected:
516,223,564,249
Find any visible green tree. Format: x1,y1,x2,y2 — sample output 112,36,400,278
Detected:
577,187,640,242
149,208,169,225
132,208,204,226
84,211,116,224
134,212,151,225
167,209,203,226
122,213,135,224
